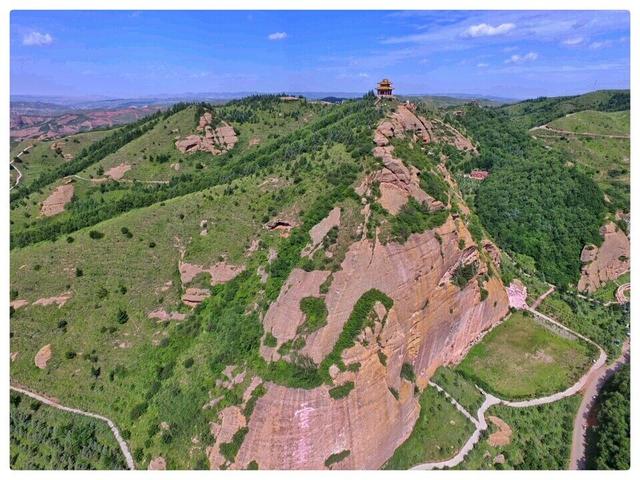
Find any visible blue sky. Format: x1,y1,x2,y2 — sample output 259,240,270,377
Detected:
11,10,630,99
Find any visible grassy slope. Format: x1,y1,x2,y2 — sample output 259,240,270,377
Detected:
383,386,475,469
533,110,629,213
10,391,126,470
457,312,594,399
457,395,580,470
9,100,328,234
9,130,113,188
547,110,629,135
10,138,358,468
501,90,630,128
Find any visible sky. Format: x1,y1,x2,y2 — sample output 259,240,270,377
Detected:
10,10,630,99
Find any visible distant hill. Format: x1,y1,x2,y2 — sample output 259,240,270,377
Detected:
500,89,630,128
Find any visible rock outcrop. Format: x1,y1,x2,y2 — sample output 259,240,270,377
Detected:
175,111,237,155
578,222,630,292
34,344,52,369
237,214,508,469
215,104,508,470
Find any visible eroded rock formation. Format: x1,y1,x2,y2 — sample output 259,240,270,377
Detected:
206,104,508,470
578,222,630,292
175,111,238,155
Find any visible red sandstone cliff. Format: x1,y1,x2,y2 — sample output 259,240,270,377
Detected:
207,103,509,470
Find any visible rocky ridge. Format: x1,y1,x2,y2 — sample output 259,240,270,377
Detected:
205,103,509,470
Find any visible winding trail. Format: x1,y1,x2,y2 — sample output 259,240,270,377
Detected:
411,305,627,470
530,124,630,139
10,145,30,191
10,384,136,470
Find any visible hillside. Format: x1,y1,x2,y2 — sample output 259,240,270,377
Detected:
500,90,630,129
10,92,630,470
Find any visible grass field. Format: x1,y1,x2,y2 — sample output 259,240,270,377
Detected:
10,391,126,470
383,386,475,469
457,395,580,470
457,312,595,399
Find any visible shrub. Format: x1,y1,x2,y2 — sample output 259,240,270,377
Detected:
88,230,104,240
297,296,328,335
329,381,355,399
324,450,351,468
400,363,416,382
116,309,129,324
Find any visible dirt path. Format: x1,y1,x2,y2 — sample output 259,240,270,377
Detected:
530,286,555,310
71,174,169,185
9,384,135,470
411,306,623,470
569,339,630,469
10,146,30,191
530,124,630,139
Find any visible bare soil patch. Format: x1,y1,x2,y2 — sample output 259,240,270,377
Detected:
41,183,74,217
487,415,513,447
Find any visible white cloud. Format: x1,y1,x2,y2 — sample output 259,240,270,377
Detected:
463,23,515,38
22,31,53,46
477,63,489,68
267,32,287,41
589,40,613,49
563,37,584,46
505,52,539,64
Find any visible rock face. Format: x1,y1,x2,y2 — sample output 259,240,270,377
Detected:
182,288,211,308
175,112,237,155
179,260,245,287
578,222,630,292
373,103,476,153
236,215,508,469
302,207,341,257
506,280,528,310
217,105,507,470
104,162,131,180
41,183,74,217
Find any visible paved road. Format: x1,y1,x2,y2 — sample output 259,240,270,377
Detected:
569,339,630,469
10,384,136,470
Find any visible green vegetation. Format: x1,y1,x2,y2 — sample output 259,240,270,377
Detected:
385,198,448,243
458,395,580,469
460,104,606,286
458,312,595,399
219,427,249,463
384,386,475,469
588,363,630,470
534,110,629,214
500,90,630,129
431,366,484,414
10,392,126,469
324,449,351,468
400,363,416,382
318,289,393,383
592,272,630,304
538,291,628,357
297,296,328,335
328,382,355,399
